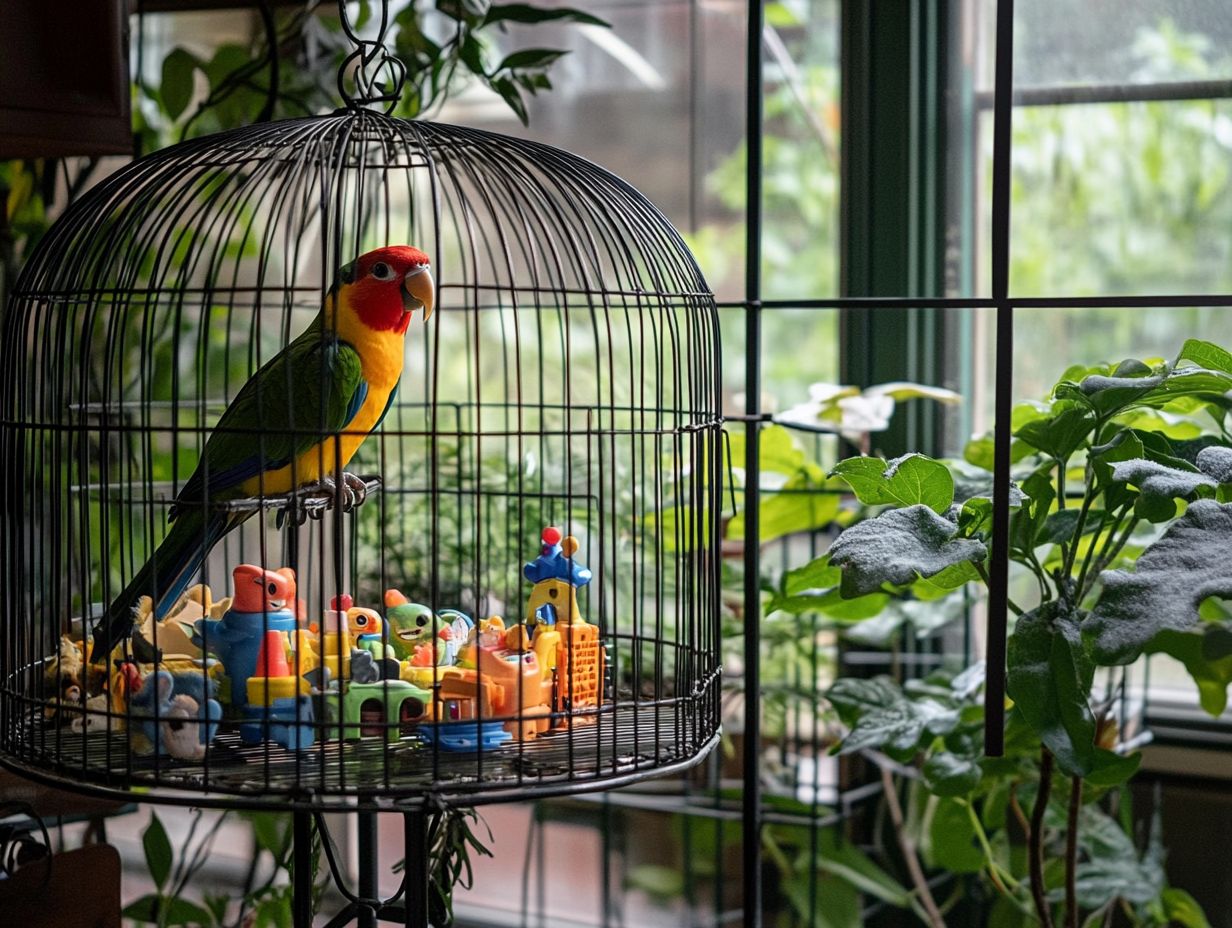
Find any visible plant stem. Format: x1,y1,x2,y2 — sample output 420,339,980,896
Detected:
1065,776,1083,928
1078,512,1138,602
1059,467,1096,582
974,561,1024,616
961,799,1022,896
878,764,947,928
1029,749,1056,928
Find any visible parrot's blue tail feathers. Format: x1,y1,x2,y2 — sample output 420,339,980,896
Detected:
92,509,241,661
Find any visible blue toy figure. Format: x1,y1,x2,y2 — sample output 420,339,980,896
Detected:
128,669,222,760
193,564,297,712
239,630,315,751
523,527,592,629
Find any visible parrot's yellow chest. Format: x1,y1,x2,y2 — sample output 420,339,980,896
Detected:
241,320,405,497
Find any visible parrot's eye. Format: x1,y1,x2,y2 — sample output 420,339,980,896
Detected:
268,583,277,595
356,616,368,627
416,616,427,627
371,261,394,281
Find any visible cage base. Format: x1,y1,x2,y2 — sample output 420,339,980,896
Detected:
3,702,718,811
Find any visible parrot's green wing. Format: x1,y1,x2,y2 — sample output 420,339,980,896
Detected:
170,332,367,515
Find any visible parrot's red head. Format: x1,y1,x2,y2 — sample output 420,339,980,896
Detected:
334,246,433,336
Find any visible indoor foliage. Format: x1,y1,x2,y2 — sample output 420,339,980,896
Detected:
798,339,1232,926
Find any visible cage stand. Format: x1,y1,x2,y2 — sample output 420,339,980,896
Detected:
297,808,428,928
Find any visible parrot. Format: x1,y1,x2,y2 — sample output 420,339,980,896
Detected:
93,246,434,662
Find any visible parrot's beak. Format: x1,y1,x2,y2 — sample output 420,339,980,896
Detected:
401,265,434,323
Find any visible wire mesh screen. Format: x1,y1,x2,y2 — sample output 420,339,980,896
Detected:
0,112,723,809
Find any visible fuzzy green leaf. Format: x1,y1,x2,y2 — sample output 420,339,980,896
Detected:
1006,603,1096,776
1087,500,1232,664
1196,445,1232,483
1110,458,1215,505
829,505,985,597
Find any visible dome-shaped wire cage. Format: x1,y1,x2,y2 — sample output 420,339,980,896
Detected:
0,110,723,810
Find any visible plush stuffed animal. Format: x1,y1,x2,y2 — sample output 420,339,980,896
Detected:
128,670,222,759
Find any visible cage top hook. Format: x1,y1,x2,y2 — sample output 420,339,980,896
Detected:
336,0,407,114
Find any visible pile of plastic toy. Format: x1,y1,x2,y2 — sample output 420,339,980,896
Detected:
43,528,605,759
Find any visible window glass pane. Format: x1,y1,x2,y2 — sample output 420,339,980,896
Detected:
998,99,1232,297
440,0,748,303
1011,0,1232,88
972,2,1232,297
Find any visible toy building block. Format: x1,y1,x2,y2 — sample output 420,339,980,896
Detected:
472,648,552,740
523,527,592,631
240,631,314,751
338,679,432,741
316,594,356,681
552,623,604,725
419,669,514,751
193,565,298,712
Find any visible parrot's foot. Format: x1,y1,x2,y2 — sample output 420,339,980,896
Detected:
275,474,373,527
316,472,368,512
341,472,368,509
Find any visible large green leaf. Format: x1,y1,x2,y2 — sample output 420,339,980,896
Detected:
828,505,986,597
826,676,959,760
122,894,214,927
779,554,841,596
483,3,610,27
1110,458,1216,522
1087,500,1232,664
831,453,954,513
768,588,890,621
160,48,200,120
143,812,174,891
925,798,983,874
921,752,983,797
1084,748,1142,787
782,872,862,928
1014,402,1096,458
1006,603,1096,776
729,472,842,542
1146,628,1232,716
811,829,912,908
1155,888,1214,928
1177,339,1232,374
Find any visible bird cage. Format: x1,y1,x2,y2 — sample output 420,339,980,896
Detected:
0,104,722,815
